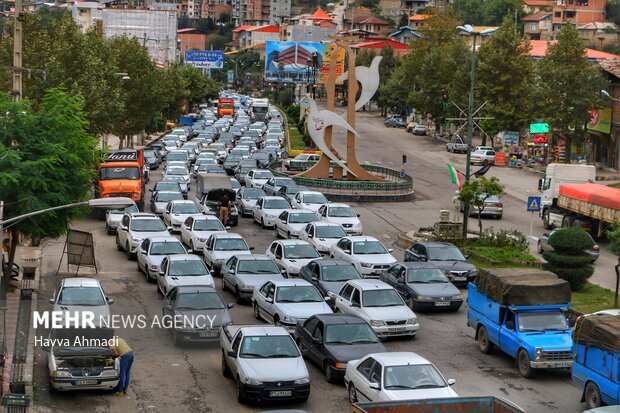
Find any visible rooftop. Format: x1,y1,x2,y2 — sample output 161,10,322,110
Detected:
529,40,620,60
521,12,552,21
409,14,429,21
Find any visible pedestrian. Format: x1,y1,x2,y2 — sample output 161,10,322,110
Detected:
219,194,232,224
110,337,134,396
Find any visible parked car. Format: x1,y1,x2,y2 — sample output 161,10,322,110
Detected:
537,229,600,262
291,191,329,212
462,194,504,219
253,196,292,228
150,181,182,201
380,262,463,312
116,213,171,259
294,314,386,383
345,352,458,403
163,286,233,345
262,177,297,196
299,259,362,308
265,239,322,277
245,170,273,189
334,279,419,339
298,222,348,255
143,149,161,170
156,254,214,296
384,115,406,128
202,233,254,275
49,278,114,321
330,236,397,278
151,191,184,216
235,187,266,217
404,242,477,287
285,154,321,171
179,215,228,253
317,203,362,235
251,279,333,333
161,175,189,198
474,146,495,152
411,124,428,136
469,149,496,166
446,136,468,153
137,236,187,282
275,209,320,239
105,202,139,235
162,200,203,233
277,185,310,203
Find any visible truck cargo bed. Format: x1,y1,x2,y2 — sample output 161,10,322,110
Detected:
558,183,620,223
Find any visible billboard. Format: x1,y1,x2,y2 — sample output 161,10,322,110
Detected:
587,107,612,134
185,50,224,69
264,41,345,84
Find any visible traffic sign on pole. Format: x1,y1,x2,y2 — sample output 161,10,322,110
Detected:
399,169,406,179
527,196,541,212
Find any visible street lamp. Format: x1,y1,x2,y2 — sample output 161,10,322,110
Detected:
457,24,496,237
601,89,620,102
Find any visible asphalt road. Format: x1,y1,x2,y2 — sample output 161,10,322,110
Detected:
30,115,597,413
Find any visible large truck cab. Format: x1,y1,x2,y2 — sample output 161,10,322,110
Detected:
97,149,145,211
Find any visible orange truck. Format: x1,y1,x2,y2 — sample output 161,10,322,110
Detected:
96,149,145,211
217,98,234,118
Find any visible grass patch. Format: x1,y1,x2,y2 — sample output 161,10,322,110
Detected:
288,126,308,150
572,282,617,314
469,246,538,262
609,182,620,188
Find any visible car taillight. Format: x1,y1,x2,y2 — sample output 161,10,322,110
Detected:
495,203,503,207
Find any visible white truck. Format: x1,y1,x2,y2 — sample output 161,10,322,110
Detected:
251,98,270,122
539,163,620,237
220,324,311,403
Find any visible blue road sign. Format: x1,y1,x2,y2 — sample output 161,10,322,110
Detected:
527,196,541,212
227,70,234,82
185,50,224,69
399,169,406,179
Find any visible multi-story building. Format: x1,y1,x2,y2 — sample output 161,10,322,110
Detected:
577,22,619,49
350,15,390,35
231,0,290,25
408,13,429,29
552,0,606,30
522,12,553,40
232,24,280,49
204,0,231,20
522,0,554,14
177,28,207,56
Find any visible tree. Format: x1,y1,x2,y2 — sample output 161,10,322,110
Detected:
0,89,99,278
608,221,620,255
543,227,594,290
457,176,505,235
398,14,409,28
453,0,485,25
537,24,608,162
454,0,522,25
477,15,535,139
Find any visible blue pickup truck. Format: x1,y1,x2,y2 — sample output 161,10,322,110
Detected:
572,313,620,409
467,269,573,378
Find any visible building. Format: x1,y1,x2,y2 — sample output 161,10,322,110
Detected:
379,0,401,19
71,2,103,31
408,13,429,29
388,26,422,44
521,0,554,14
232,24,280,49
343,6,373,27
177,28,207,56
231,0,290,25
596,58,620,169
204,0,231,20
352,39,412,56
72,8,178,64
147,2,179,11
552,0,606,31
350,15,390,35
577,22,619,50
400,0,430,16
522,12,553,40
528,39,620,60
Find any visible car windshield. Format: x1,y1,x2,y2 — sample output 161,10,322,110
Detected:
163,176,185,185
383,364,447,390
322,265,361,282
276,286,323,303
253,153,270,160
407,268,450,283
214,238,248,251
156,192,184,202
324,323,379,344
150,241,186,255
130,219,167,232
316,226,347,238
329,206,356,217
353,241,387,255
284,244,320,259
284,186,308,195
168,260,208,276
58,287,106,306
237,259,279,274
193,219,225,231
289,212,318,224
242,189,264,199
172,203,200,214
176,292,224,310
100,167,140,180
239,335,300,358
275,179,295,187
254,171,273,179
168,153,187,161
362,289,403,307
303,193,328,204
264,199,290,209
155,182,181,192
167,168,188,176
225,156,242,163
518,312,569,332
427,246,466,261
109,204,139,215
144,150,156,158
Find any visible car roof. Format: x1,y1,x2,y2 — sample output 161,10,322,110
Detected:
345,236,379,242
261,196,289,200
213,233,244,239
155,191,182,197
401,262,441,270
171,286,218,294
240,326,290,337
127,212,159,219
316,259,354,267
312,221,341,227
146,236,182,243
347,279,392,290
414,241,456,248
191,215,220,221
169,200,197,205
298,191,325,196
313,313,368,325
167,254,202,262
327,203,352,208
61,278,101,287
368,352,431,366
236,254,271,261
275,239,312,246
271,279,312,287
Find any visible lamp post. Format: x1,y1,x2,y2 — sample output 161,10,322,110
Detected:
457,24,496,237
614,256,620,308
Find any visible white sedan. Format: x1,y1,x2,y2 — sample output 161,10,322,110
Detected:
253,196,291,228
235,187,265,217
265,240,322,277
330,236,397,278
317,203,362,235
137,236,187,282
274,209,319,239
164,165,191,187
245,169,274,188
162,200,203,233
179,215,228,253
290,191,329,213
157,254,214,296
345,352,458,404
252,279,333,333
299,222,348,255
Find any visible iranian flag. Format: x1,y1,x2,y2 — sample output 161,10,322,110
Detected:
447,164,463,189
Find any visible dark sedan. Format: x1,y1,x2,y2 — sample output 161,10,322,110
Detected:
299,259,362,309
294,314,386,383
404,242,477,287
380,262,463,312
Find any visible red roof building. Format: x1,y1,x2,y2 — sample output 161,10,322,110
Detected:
352,39,411,56
528,40,620,60
308,7,332,21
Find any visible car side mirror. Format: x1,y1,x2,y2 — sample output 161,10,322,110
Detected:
357,214,361,218
159,270,165,276
265,297,273,303
120,226,128,232
505,320,515,330
48,298,55,304
311,276,318,281
351,302,360,308
187,249,193,254
164,304,172,310
343,250,351,255
312,336,321,344
447,379,456,386
227,303,235,309
185,226,191,230
229,269,236,274
227,350,237,358
369,383,380,390
307,234,313,239
167,226,173,232
140,250,147,255
149,189,153,192
249,247,255,251
324,296,330,301
226,226,231,230
275,254,282,259
106,298,114,305
388,248,394,253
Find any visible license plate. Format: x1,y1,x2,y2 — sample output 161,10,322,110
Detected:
453,276,466,281
551,362,571,368
198,331,218,338
75,379,98,385
389,327,405,332
434,301,451,306
269,390,292,397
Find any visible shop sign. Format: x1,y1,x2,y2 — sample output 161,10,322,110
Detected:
587,107,611,134
533,134,547,143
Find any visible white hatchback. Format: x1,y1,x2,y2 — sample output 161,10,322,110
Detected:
330,236,397,278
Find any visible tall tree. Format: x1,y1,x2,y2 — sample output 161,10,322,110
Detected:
477,15,535,138
537,24,607,161
398,14,409,28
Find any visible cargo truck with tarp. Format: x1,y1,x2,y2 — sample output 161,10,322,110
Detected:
467,268,573,378
350,397,525,413
572,314,620,409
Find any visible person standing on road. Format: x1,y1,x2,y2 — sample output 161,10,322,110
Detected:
110,337,134,396
219,194,232,224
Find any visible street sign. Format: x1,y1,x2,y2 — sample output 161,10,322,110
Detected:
227,70,234,82
527,196,541,212
184,50,224,69
399,169,406,179
529,123,549,134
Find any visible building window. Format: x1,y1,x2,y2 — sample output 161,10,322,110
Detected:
565,11,575,18
554,11,561,17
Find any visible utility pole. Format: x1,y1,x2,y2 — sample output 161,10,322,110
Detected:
12,0,22,101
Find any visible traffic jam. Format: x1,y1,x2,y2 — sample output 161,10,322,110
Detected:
50,92,620,413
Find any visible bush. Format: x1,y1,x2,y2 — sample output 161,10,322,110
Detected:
542,250,593,267
548,226,594,253
542,263,593,291
471,229,530,252
608,221,620,255
544,227,595,291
